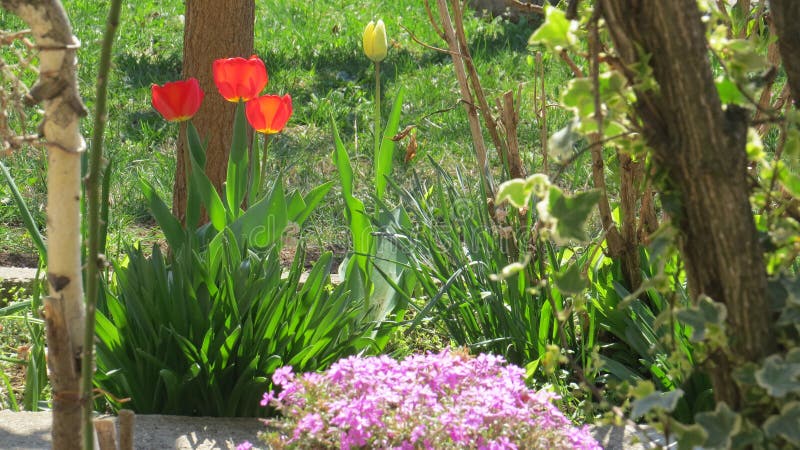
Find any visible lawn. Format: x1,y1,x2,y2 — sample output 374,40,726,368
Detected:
1,0,571,259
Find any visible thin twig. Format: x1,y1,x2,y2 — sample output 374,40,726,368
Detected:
399,24,458,56
434,0,492,199
537,52,548,174
559,50,584,77
423,0,446,40
450,0,508,176
83,1,122,449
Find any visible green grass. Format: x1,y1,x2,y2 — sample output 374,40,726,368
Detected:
0,0,573,258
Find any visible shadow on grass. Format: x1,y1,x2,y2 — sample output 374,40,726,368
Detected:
116,51,182,89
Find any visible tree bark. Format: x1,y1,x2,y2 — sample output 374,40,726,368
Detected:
0,0,87,447
175,0,255,219
598,0,775,408
770,0,800,106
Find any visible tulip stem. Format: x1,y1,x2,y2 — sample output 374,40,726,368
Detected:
373,61,382,184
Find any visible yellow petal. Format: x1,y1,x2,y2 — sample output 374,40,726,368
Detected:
371,19,388,62
363,21,376,60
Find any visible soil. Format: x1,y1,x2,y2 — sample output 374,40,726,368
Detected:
0,252,38,268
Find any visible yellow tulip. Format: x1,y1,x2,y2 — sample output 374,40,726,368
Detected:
362,19,388,63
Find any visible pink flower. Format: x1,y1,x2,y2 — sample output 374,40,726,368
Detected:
234,441,252,450
258,349,602,449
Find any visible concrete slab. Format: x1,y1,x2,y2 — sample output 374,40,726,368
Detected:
0,411,265,450
0,267,38,284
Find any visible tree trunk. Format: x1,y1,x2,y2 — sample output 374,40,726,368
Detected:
0,1,87,447
597,0,775,408
770,0,800,106
174,0,255,219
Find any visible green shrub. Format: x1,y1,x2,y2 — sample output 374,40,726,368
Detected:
94,237,378,416
383,163,592,377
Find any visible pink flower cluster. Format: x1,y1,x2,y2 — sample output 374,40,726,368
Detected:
258,349,601,449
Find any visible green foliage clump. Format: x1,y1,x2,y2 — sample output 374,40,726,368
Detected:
95,237,376,416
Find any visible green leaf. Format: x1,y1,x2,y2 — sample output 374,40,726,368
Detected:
375,87,405,201
715,76,746,105
763,402,800,445
140,178,185,251
755,353,800,398
287,192,306,225
293,181,334,226
547,186,600,242
597,355,642,383
228,178,289,249
529,5,577,51
695,402,741,450
725,39,768,76
630,388,684,420
554,262,589,296
548,120,581,163
561,78,594,118
225,102,249,217
675,296,727,343
190,157,230,232
187,121,206,168
561,72,629,126
496,174,551,208
369,207,412,324
785,127,800,160
778,165,800,198
672,421,708,450
332,116,373,277
495,179,531,208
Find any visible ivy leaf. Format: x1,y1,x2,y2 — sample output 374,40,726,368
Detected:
675,296,727,342
494,261,526,281
770,275,800,327
730,420,764,449
529,5,577,51
755,353,800,398
725,39,768,77
548,120,581,163
547,187,600,243
763,402,800,445
776,160,800,198
695,402,741,450
496,174,551,208
715,75,746,105
672,421,708,450
630,388,684,420
555,262,589,296
561,78,594,117
496,179,531,209
784,127,800,160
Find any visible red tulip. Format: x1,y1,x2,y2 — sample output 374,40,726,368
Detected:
245,94,293,134
213,56,268,102
151,78,204,122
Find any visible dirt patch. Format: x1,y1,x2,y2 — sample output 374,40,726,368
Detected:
279,244,347,270
0,252,39,268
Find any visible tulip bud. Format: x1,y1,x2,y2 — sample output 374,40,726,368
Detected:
362,19,388,63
